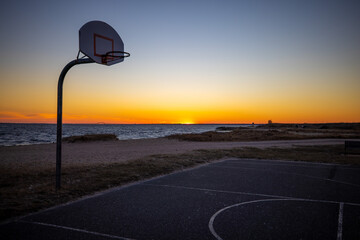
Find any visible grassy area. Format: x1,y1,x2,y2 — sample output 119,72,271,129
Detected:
259,122,360,130
167,124,360,141
63,134,118,143
1,144,359,222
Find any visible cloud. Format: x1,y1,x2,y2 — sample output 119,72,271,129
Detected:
0,112,26,119
0,111,56,123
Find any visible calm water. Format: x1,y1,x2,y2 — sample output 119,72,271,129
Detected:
0,123,249,146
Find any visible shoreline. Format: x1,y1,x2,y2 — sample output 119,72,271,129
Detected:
0,123,250,147
1,122,359,147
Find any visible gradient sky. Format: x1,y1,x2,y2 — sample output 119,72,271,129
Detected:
0,0,359,124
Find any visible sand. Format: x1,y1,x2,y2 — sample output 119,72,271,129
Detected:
0,138,351,171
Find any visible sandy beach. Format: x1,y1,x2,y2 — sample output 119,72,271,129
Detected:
0,138,350,171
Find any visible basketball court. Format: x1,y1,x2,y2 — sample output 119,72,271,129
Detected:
1,158,360,239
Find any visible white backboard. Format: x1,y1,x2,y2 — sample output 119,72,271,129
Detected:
79,21,124,66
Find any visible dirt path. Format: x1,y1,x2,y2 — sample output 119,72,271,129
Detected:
0,138,351,170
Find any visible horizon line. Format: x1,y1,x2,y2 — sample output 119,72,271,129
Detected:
1,122,359,125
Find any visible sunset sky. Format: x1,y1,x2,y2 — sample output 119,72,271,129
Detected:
0,0,359,124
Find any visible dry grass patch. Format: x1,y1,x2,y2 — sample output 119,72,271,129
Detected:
167,127,360,142
167,129,305,141
63,134,117,143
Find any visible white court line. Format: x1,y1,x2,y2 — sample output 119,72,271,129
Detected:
18,220,134,240
337,202,344,240
3,159,224,226
220,160,360,170
209,199,288,240
208,165,360,188
144,183,360,207
208,198,344,240
225,158,353,167
145,183,294,200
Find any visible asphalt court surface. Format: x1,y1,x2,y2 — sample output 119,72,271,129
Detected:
1,158,360,239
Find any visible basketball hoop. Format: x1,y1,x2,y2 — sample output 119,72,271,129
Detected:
101,51,130,64
56,20,130,190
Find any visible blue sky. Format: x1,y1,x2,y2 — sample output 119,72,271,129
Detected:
0,0,359,123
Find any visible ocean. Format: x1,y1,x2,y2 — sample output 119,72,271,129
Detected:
0,123,249,146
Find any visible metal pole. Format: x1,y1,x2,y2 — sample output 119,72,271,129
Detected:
56,58,94,190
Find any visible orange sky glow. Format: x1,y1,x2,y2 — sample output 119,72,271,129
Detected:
1,1,359,124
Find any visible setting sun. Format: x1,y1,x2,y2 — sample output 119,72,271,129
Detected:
180,121,195,125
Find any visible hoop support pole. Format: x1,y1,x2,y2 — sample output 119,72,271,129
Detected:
56,58,94,190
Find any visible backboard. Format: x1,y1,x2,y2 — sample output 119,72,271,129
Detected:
79,21,127,66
